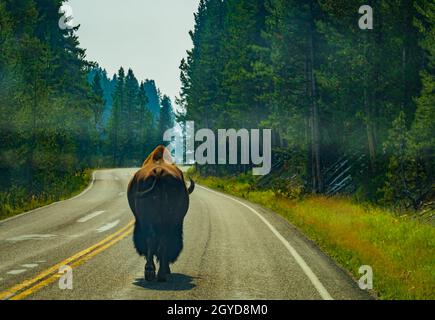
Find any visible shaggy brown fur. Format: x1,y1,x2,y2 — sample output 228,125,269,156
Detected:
127,146,194,282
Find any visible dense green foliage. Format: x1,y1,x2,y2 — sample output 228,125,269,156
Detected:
0,0,96,216
105,67,174,167
0,0,173,217
89,66,175,167
88,68,163,129
179,0,434,211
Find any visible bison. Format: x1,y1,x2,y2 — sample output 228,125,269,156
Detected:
127,145,195,282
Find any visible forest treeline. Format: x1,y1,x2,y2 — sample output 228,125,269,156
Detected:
0,0,173,216
178,0,434,211
90,66,174,167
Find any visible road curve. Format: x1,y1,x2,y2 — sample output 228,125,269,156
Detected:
0,169,371,300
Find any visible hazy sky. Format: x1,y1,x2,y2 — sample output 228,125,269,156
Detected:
67,0,200,102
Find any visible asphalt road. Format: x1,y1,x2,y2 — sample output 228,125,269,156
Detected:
0,169,371,300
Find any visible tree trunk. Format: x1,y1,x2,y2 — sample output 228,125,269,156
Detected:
28,76,37,192
307,3,323,193
363,25,377,171
365,86,377,170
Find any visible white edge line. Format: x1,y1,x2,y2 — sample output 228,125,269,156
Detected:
197,184,334,300
68,171,96,201
0,171,96,225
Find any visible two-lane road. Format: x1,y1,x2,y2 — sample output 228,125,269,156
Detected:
0,169,371,300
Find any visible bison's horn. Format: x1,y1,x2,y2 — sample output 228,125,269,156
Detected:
135,178,157,198
187,177,195,195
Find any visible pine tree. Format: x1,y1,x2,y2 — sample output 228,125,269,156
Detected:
108,67,126,167
178,0,227,130
91,72,105,131
136,81,153,159
158,95,174,144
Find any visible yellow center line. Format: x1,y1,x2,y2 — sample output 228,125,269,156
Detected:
0,220,135,300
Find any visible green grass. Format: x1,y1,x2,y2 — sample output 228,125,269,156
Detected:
191,172,435,300
0,169,93,221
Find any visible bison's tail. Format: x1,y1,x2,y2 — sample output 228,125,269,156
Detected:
187,177,195,194
135,177,157,198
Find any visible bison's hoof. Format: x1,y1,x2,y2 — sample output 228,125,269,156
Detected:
157,273,167,282
145,269,156,281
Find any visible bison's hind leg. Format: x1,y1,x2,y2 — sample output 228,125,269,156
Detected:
133,223,156,281
145,236,157,281
154,226,183,282
144,258,156,281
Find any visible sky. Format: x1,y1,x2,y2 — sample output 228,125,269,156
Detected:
67,0,200,103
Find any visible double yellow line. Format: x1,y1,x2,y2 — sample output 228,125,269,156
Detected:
0,220,135,300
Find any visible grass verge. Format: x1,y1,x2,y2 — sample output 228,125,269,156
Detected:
0,169,93,221
191,172,435,300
